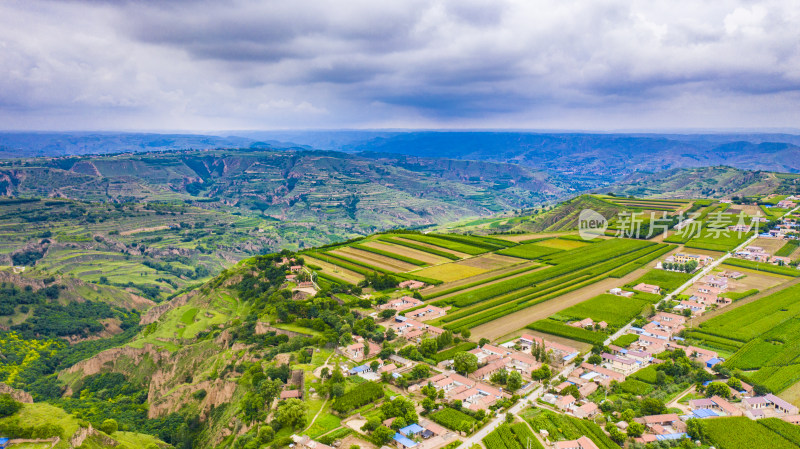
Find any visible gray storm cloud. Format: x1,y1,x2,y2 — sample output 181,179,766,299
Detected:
0,0,798,130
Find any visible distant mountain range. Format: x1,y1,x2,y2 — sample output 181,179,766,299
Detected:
2,131,799,182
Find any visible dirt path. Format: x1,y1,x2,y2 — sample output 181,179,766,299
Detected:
304,353,335,433
689,276,800,326
666,385,696,414
472,265,652,342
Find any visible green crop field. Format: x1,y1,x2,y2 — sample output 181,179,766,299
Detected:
700,417,798,449
723,259,800,277
696,283,800,393
434,240,671,331
496,241,564,259
527,319,607,345
377,236,461,260
554,294,649,328
522,409,617,449
399,234,489,255
626,269,693,293
700,283,800,342
429,407,477,431
775,240,800,257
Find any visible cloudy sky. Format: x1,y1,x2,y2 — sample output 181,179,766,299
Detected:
1,0,799,131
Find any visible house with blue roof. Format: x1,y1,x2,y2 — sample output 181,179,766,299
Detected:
348,364,371,375
399,423,424,436
393,433,418,449
705,357,723,368
0,437,9,449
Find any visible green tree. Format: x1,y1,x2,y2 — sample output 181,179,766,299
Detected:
0,394,21,418
453,352,478,375
461,329,471,340
727,377,743,391
507,371,523,391
561,384,581,399
419,338,439,358
640,397,667,416
275,398,308,429
587,354,602,365
490,369,509,385
422,397,436,412
705,382,730,398
100,418,118,435
627,421,644,438
373,426,394,445
478,338,490,347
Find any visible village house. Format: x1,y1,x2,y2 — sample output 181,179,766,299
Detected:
720,270,745,279
700,275,728,290
426,372,508,410
398,279,426,290
671,253,714,266
633,283,661,295
689,395,742,417
555,394,576,411
743,394,800,418
634,414,687,438
578,382,598,398
579,363,625,386
343,341,382,361
777,200,797,209
554,436,599,449
574,402,600,419
674,300,706,316
516,334,580,364
639,322,672,340
569,318,607,329
388,316,446,341
471,358,511,381
290,265,303,272
404,305,446,321
380,296,423,312
601,353,638,374
280,389,303,400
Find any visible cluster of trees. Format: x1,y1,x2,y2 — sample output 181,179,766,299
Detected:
663,261,699,273
490,369,523,391
0,282,59,316
10,249,44,266
361,272,399,290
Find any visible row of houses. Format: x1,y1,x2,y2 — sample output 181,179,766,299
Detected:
688,393,800,420
416,371,509,411
629,414,687,444
467,343,543,380
617,311,723,374
735,245,794,266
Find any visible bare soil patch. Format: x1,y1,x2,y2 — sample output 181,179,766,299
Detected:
458,253,521,270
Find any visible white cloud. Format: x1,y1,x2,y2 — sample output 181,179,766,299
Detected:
0,0,798,130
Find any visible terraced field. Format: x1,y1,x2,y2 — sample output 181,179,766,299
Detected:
301,228,677,345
